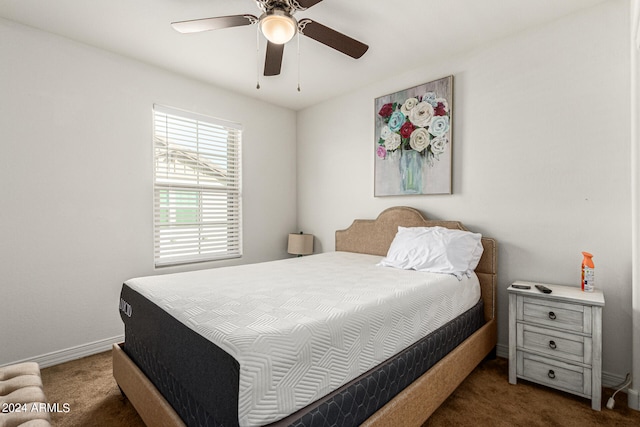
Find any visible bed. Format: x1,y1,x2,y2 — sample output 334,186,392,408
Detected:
113,206,497,427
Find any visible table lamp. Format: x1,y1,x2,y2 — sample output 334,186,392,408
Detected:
288,232,313,256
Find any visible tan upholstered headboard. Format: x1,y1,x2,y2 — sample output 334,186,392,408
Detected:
335,206,497,321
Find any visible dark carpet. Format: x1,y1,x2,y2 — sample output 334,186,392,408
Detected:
40,352,640,426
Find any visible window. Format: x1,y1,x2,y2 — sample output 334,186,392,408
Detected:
153,105,242,267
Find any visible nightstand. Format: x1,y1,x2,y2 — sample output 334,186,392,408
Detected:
508,281,605,410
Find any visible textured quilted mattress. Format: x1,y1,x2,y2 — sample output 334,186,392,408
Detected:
121,252,481,426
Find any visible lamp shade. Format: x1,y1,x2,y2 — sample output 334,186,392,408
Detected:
288,233,313,255
260,10,297,44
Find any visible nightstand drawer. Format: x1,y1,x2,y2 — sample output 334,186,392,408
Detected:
519,324,591,364
519,353,591,397
522,297,590,333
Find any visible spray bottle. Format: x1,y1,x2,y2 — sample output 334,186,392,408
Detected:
581,251,594,292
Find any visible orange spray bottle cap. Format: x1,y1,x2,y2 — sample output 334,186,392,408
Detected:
582,251,594,268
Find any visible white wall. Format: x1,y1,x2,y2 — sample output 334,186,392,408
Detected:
297,0,632,380
630,0,640,411
0,18,297,366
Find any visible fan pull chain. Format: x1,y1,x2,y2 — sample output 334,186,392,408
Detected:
256,26,261,90
297,31,301,92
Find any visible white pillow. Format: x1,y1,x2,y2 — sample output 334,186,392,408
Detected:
378,226,484,278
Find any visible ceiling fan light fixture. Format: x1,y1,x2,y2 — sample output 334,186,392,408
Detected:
260,9,297,44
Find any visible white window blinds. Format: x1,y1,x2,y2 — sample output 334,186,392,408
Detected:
153,104,242,267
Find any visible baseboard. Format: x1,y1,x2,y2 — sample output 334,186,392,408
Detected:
602,371,629,389
495,343,624,389
628,388,640,411
0,335,124,369
496,343,509,359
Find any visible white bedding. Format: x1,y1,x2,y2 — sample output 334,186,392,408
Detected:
125,251,480,426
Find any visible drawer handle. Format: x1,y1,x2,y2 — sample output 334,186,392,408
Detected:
548,370,556,379
549,340,557,350
548,311,556,320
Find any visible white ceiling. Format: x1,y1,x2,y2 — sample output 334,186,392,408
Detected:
0,0,607,111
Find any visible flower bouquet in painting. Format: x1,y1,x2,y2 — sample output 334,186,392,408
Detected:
374,76,452,196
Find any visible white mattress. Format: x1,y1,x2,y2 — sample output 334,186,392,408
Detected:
125,251,480,426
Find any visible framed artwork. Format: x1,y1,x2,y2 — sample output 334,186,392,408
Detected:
374,76,452,196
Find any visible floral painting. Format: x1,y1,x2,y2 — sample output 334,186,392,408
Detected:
374,76,452,196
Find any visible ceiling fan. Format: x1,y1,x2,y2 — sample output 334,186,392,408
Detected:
171,0,369,77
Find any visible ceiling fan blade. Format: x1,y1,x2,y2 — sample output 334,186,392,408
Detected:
171,14,258,34
298,19,368,59
292,0,324,10
264,41,285,76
